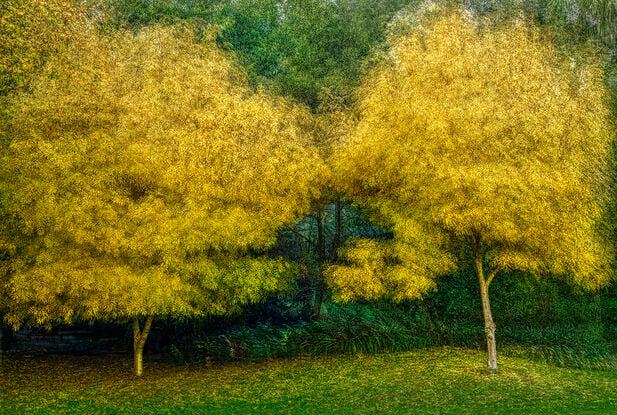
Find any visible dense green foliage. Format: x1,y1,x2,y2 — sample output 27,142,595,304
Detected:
162,264,615,370
109,0,417,108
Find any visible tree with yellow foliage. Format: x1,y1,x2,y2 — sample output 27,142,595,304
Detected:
0,0,92,361
0,0,87,96
2,26,321,375
329,10,613,372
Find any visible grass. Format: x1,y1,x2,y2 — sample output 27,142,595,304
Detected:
1,347,616,414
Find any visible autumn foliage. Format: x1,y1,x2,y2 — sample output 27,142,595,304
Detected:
330,12,612,297
2,27,322,328
0,0,87,95
0,0,615,378
328,11,613,370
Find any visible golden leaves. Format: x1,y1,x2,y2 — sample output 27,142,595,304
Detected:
327,236,447,303
4,26,322,326
0,0,89,95
331,10,613,300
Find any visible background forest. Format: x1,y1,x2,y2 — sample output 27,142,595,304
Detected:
1,0,617,381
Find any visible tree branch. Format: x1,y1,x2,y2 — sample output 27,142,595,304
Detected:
282,226,316,247
486,266,502,288
133,315,154,349
139,315,153,348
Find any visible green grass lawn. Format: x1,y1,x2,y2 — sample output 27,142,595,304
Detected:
1,347,616,414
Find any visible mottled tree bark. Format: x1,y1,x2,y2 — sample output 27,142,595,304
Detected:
471,235,499,373
133,316,153,377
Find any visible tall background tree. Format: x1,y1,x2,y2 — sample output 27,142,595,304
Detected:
329,10,613,372
1,25,322,375
108,0,416,107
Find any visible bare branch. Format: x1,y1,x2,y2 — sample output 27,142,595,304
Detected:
281,226,316,247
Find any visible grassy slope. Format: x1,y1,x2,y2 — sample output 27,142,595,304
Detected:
1,347,616,414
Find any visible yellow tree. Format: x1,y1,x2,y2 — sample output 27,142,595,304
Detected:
329,11,613,372
0,0,87,96
0,0,90,360
2,26,321,375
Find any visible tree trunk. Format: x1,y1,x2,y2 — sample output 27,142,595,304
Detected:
133,316,153,377
301,267,314,320
479,277,497,372
311,206,326,320
310,271,324,319
471,235,498,373
333,197,342,256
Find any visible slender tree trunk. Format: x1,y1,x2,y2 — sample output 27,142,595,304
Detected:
311,206,326,319
471,235,498,373
133,316,153,377
311,198,344,320
312,280,326,319
301,267,314,320
478,276,497,372
333,197,342,255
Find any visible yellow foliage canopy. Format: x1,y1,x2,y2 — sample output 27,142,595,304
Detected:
3,27,322,326
0,0,87,95
329,12,613,301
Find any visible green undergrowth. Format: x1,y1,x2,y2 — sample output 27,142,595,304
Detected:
169,303,615,370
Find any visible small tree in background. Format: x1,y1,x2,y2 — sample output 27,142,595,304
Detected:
1,26,322,375
329,10,613,372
